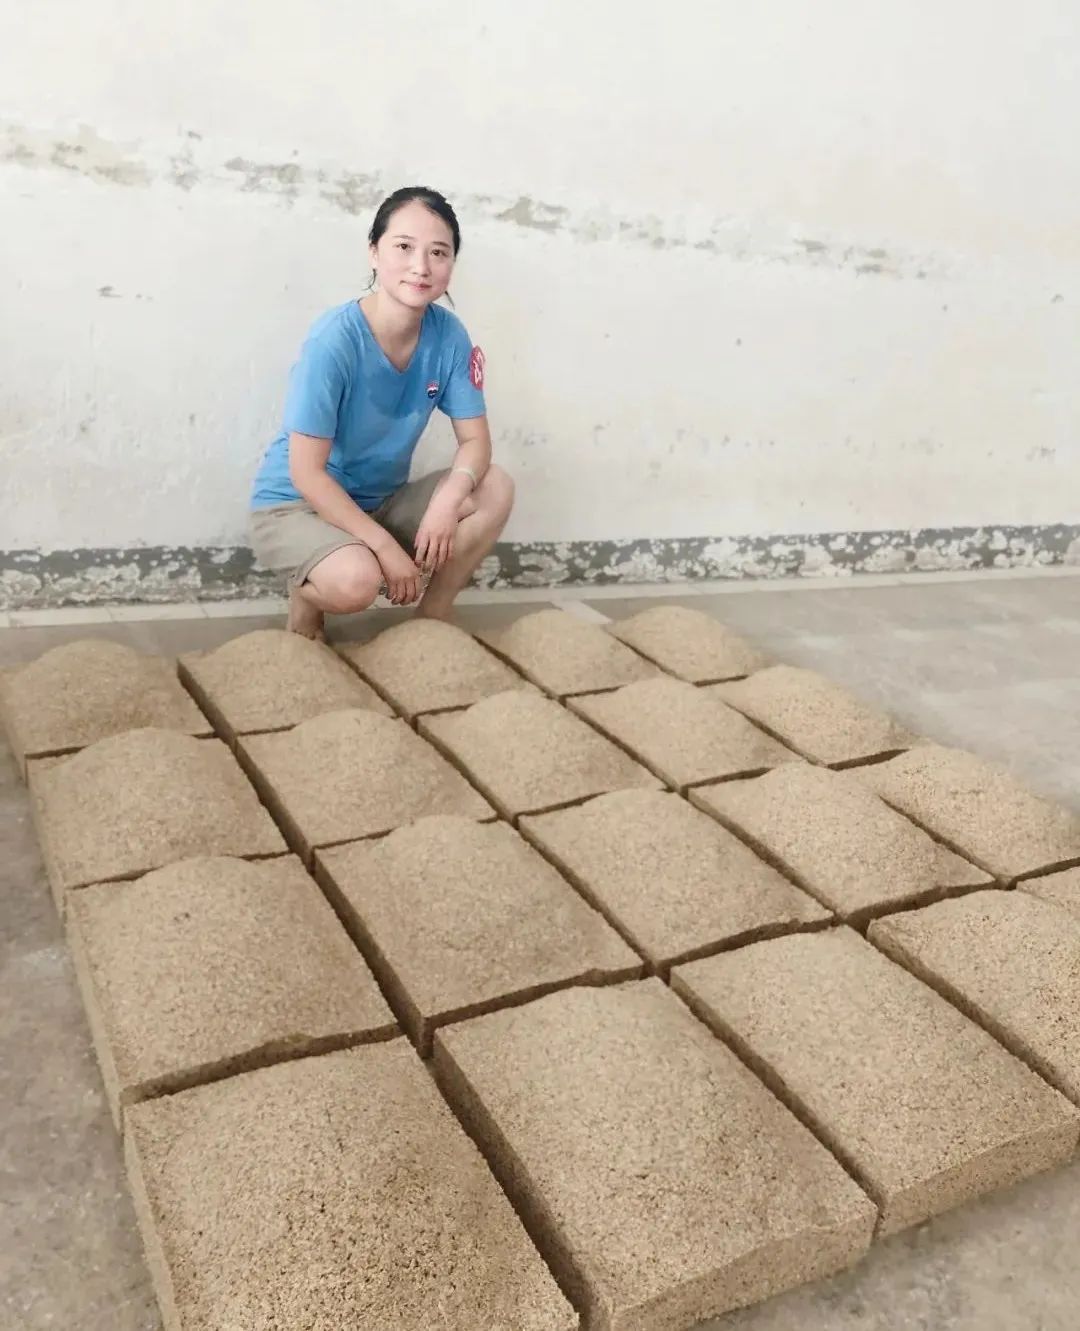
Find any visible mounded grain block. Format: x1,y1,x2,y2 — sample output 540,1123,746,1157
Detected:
67,855,397,1130
434,980,876,1330
607,604,768,682
179,628,392,742
1022,866,1080,918
707,664,917,767
691,765,993,922
419,691,660,820
568,676,802,791
520,789,829,972
869,890,1080,1104
29,729,286,911
125,1045,577,1331
672,929,1078,1237
477,607,661,697
316,815,641,1054
239,709,493,862
0,639,211,777
337,618,534,720
855,744,1080,881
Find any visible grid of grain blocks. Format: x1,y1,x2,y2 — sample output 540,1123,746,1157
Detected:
5,605,1080,1331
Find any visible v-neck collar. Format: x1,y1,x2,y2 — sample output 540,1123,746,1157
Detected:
353,299,428,376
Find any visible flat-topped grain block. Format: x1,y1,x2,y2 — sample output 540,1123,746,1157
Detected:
692,765,993,922
672,929,1078,1237
239,709,493,862
476,606,661,697
1,639,210,777
1022,866,1080,917
568,676,802,790
67,855,397,1129
708,664,917,767
855,744,1080,881
29,729,286,911
607,603,768,682
434,980,875,1330
179,628,392,742
520,789,829,972
337,618,533,720
419,690,660,820
316,815,641,1054
125,1045,576,1331
870,890,1080,1104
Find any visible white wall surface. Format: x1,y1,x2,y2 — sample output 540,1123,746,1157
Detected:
2,0,1078,554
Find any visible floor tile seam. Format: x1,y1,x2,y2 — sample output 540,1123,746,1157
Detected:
418,693,661,823
182,672,405,744
867,794,1018,884
312,854,428,1053
472,609,679,699
332,645,413,719
223,742,322,868
467,632,568,698
236,737,501,862
116,1026,404,1130
842,879,1010,933
313,832,651,1057
683,796,842,917
513,820,655,970
517,803,834,976
422,968,647,1061
412,721,516,823
67,856,405,1134
688,788,1007,926
666,971,887,1234
565,689,805,791
694,693,825,766
428,1037,596,1326
559,698,687,793
174,659,232,747
653,916,836,981
57,847,294,912
866,924,1080,1111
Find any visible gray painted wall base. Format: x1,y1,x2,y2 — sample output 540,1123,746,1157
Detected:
2,525,1079,609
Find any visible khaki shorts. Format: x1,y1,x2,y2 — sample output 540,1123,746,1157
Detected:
249,469,447,588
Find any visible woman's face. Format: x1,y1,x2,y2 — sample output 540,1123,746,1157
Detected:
370,200,456,309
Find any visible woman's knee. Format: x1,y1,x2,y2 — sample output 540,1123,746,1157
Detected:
306,547,382,613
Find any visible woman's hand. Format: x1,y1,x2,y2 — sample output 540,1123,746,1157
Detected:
413,491,461,574
374,539,422,605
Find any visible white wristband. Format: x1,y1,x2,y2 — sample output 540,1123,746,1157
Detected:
450,465,478,490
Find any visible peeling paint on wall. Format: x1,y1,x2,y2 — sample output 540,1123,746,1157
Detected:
2,525,1076,610
0,118,945,278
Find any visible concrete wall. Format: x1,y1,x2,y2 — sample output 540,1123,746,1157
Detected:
2,0,1079,603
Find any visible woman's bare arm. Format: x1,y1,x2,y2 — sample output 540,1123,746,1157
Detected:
287,432,398,557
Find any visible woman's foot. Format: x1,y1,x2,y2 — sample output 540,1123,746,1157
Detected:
286,587,326,641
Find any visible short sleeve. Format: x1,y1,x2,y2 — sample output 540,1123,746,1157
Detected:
282,338,348,439
438,320,487,420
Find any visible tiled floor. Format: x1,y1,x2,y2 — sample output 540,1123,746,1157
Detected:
1,571,1079,1331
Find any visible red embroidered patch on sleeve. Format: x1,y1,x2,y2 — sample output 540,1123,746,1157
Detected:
468,345,486,390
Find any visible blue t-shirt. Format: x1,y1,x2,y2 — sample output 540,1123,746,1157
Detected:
251,300,486,510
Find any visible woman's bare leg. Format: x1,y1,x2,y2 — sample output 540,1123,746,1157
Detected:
415,465,515,621
286,545,384,639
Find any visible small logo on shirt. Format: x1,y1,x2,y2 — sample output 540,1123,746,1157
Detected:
426,381,439,399
469,345,486,390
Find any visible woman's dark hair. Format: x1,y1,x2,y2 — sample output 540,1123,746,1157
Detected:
368,186,461,255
